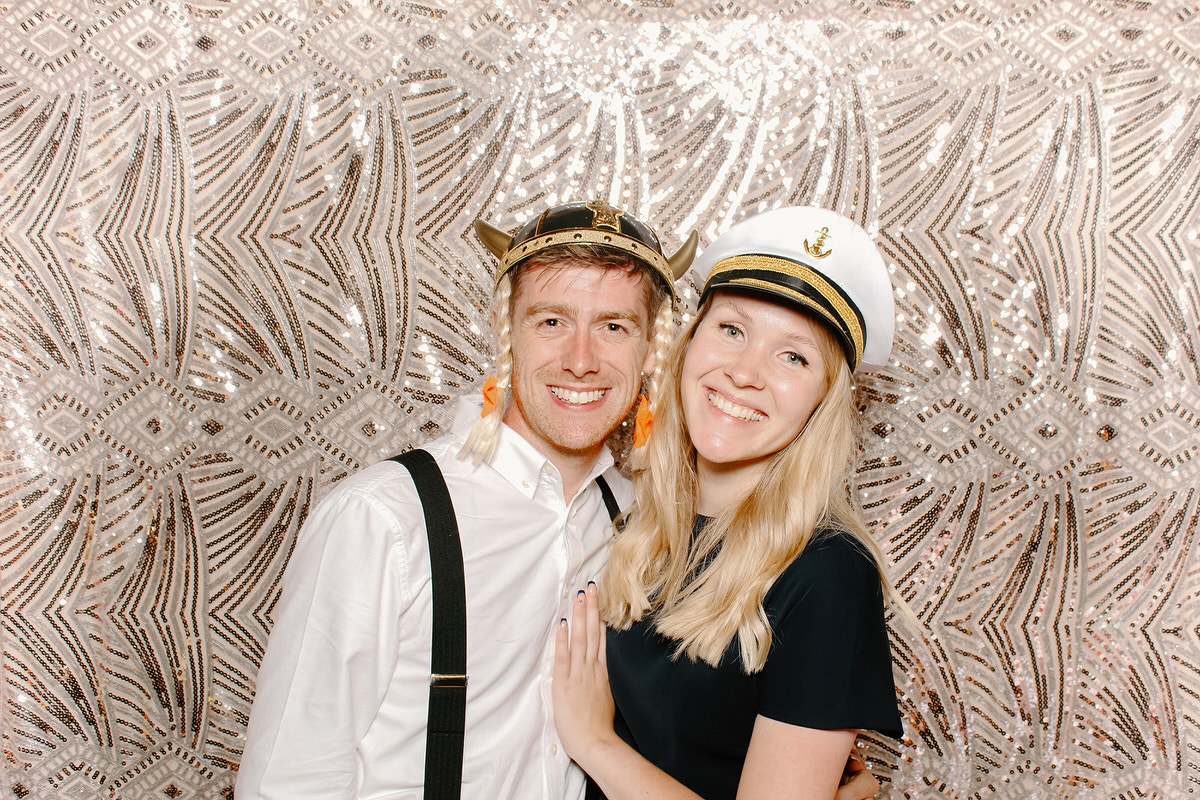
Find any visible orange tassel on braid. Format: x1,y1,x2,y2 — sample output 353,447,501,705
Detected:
481,375,500,417
633,395,654,448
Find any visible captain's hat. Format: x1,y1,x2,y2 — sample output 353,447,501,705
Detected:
475,200,697,297
691,206,896,370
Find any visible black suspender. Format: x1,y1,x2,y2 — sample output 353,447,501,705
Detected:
388,449,623,798
390,449,467,800
594,474,621,526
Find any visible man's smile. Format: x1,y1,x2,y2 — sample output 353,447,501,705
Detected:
549,386,608,406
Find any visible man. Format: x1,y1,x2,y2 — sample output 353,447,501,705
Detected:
236,200,879,799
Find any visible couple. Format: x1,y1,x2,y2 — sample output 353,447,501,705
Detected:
236,201,903,799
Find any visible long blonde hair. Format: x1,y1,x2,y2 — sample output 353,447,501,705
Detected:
601,292,891,672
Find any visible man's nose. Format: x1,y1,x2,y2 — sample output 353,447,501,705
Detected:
562,328,600,376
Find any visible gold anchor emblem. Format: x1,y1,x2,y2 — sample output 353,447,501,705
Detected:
586,200,624,232
804,226,832,259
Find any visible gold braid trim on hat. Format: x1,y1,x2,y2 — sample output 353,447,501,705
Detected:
497,229,671,286
707,255,864,365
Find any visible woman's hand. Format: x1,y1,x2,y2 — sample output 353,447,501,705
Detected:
837,752,881,800
552,582,620,768
553,585,873,800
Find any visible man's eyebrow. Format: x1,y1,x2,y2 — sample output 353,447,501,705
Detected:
596,309,645,324
522,302,645,324
521,301,570,318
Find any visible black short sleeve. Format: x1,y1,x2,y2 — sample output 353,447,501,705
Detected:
758,532,903,737
606,527,902,799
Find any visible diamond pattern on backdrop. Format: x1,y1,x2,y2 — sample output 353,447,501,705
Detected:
0,2,1198,798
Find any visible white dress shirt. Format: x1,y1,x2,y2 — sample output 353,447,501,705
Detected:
236,395,629,800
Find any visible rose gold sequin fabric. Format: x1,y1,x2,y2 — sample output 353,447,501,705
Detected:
0,2,1197,797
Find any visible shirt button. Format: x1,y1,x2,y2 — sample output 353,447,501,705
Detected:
522,479,533,489
549,744,559,756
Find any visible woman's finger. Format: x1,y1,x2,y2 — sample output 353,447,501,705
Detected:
584,582,602,662
596,596,607,669
553,617,569,678
570,588,588,671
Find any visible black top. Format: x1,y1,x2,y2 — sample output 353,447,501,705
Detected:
605,523,902,800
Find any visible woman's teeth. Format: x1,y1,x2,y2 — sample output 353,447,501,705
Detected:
708,391,762,422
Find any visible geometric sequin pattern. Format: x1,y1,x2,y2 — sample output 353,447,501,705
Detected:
1,2,1198,797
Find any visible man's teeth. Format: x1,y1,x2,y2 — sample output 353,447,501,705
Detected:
708,391,762,422
551,387,606,405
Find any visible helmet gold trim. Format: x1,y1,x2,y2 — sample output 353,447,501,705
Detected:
475,200,696,296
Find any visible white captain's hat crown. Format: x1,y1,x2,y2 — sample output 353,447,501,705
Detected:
691,206,896,369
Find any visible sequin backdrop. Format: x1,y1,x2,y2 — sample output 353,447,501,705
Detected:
1,0,1197,797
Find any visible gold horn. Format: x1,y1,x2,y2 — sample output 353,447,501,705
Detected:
666,231,699,280
474,219,513,260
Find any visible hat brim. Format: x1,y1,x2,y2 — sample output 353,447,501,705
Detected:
701,254,865,368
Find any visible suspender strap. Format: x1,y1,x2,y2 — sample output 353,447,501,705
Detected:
594,474,621,525
585,473,619,800
386,453,621,798
389,449,466,800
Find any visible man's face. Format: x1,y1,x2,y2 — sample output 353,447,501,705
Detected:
503,262,656,467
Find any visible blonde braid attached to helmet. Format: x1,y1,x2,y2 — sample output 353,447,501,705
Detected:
630,297,677,456
646,299,675,408
459,273,514,463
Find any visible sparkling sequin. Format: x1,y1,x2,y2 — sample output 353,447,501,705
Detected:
0,2,1197,797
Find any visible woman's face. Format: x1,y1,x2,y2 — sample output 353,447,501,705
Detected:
681,290,831,485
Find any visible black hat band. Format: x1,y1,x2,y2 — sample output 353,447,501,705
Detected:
703,254,866,367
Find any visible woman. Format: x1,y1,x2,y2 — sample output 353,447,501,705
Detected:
553,206,904,799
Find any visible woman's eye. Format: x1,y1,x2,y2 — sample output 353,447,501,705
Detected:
718,323,743,339
785,352,809,366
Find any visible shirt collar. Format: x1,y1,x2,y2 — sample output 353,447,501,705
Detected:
449,393,616,502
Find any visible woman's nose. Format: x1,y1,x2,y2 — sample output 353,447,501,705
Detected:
725,352,764,388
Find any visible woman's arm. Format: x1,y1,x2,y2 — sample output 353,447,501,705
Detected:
553,584,704,800
737,717,856,798
552,584,880,800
